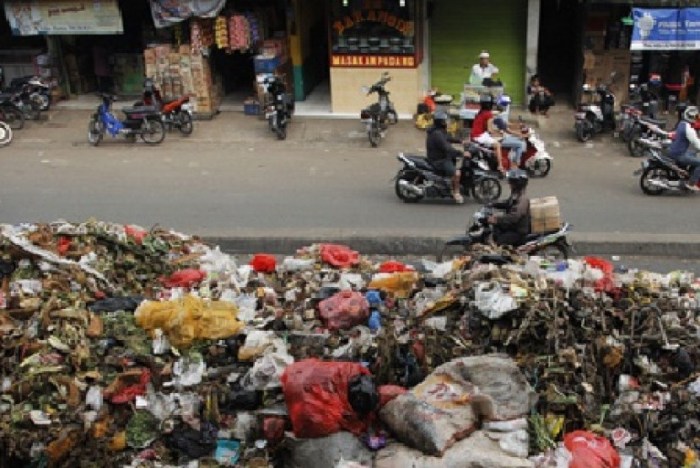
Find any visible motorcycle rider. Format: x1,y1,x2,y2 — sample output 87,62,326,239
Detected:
491,95,527,168
471,95,505,173
427,110,468,203
487,169,530,246
666,106,700,192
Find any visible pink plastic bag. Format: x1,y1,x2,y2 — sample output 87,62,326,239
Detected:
319,290,370,331
564,430,621,468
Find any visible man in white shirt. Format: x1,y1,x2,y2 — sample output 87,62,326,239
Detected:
470,51,499,85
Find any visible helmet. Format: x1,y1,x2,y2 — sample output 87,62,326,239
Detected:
433,110,448,128
143,78,155,93
479,94,493,105
683,106,699,122
506,169,529,191
496,95,511,109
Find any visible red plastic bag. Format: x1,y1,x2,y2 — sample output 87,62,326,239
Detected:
160,269,206,288
250,254,277,273
125,225,148,245
281,359,372,438
57,236,72,256
379,261,414,273
584,256,615,293
378,385,407,407
564,430,621,468
319,290,370,331
320,244,359,268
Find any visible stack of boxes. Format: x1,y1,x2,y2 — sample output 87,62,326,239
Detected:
530,196,561,234
143,44,222,115
582,27,631,108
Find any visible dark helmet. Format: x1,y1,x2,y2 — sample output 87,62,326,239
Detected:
506,169,529,191
143,77,155,93
479,94,494,111
433,110,448,128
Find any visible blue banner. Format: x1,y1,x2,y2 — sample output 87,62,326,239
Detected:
631,8,700,50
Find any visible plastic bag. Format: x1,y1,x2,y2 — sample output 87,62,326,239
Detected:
320,244,360,268
474,282,518,319
250,253,276,273
347,374,379,415
368,272,419,299
378,385,407,407
160,269,206,288
584,257,615,293
379,261,413,273
241,348,294,390
281,359,372,438
135,294,244,348
319,291,370,331
564,430,621,468
125,225,148,245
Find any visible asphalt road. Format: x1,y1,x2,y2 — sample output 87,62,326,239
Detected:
1,107,699,250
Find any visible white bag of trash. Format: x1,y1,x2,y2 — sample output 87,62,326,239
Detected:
474,282,518,319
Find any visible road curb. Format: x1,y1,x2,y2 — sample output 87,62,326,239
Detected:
202,235,700,258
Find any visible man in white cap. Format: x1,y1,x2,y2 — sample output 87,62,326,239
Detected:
470,51,500,85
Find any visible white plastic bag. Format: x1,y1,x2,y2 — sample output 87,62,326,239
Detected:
474,282,518,319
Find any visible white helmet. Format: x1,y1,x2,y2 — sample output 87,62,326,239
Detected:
683,106,699,122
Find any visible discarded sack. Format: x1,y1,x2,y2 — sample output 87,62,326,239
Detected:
320,244,360,268
319,291,370,331
250,253,277,273
281,359,373,438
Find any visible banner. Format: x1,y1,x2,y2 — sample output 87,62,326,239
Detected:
631,8,700,50
4,0,123,35
149,0,226,29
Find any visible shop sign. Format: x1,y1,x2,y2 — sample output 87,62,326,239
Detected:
149,0,226,29
3,0,123,35
331,55,416,68
631,8,700,50
332,10,414,37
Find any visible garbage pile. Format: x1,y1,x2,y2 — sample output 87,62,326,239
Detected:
0,221,699,468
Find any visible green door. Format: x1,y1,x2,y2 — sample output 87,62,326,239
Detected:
430,0,527,104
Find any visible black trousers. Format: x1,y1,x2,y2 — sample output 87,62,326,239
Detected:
493,226,525,247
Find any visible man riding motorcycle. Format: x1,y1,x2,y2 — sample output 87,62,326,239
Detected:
667,106,700,192
426,110,468,203
487,169,530,246
491,95,527,167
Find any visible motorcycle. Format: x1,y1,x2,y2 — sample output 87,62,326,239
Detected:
394,152,502,204
264,76,294,140
88,94,165,146
634,137,699,196
438,205,573,261
574,74,617,142
136,82,193,136
361,72,398,147
493,126,552,177
0,96,25,130
5,85,42,122
0,121,12,147
627,116,668,157
9,76,52,111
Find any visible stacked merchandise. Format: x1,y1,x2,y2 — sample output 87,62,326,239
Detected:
253,38,291,113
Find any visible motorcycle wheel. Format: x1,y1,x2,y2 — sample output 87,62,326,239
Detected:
471,177,502,204
368,123,381,147
640,167,669,196
0,121,13,147
87,118,104,146
575,122,592,142
140,119,166,145
537,242,570,260
0,106,24,130
628,133,645,157
276,124,287,140
386,109,398,125
178,112,194,135
33,93,50,111
394,172,422,203
528,159,551,177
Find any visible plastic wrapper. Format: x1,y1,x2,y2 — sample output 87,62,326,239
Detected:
368,272,419,299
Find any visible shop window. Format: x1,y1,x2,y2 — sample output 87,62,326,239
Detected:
330,0,418,59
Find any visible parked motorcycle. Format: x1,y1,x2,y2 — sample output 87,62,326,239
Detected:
88,94,165,146
394,152,502,204
9,76,52,111
136,80,193,135
0,121,12,147
574,74,617,142
361,72,398,147
3,85,43,122
0,96,25,130
438,205,573,261
634,137,698,196
264,76,294,140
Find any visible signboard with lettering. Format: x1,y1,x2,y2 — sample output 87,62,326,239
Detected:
631,8,700,50
4,0,124,35
331,54,416,68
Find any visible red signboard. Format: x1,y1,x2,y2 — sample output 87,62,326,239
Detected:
331,54,417,68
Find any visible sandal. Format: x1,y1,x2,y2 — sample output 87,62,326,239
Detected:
453,192,464,204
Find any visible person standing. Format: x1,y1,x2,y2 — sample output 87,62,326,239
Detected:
470,51,499,86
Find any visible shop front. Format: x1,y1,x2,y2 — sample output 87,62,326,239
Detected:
328,0,426,115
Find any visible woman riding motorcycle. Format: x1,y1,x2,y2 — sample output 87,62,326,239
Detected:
487,169,530,246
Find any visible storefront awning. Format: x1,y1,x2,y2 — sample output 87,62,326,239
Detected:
631,7,700,50
3,0,123,35
149,0,226,29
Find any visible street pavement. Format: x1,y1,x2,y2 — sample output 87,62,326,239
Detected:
2,103,700,258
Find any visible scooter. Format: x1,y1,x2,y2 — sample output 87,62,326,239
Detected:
574,73,617,142
0,121,12,147
264,76,294,140
496,126,552,177
361,72,398,147
438,205,573,261
634,137,700,196
88,94,165,146
394,152,502,204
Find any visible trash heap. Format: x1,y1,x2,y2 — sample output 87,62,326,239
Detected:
0,221,699,468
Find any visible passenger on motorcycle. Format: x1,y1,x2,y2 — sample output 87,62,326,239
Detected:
491,95,527,167
471,95,505,173
487,169,530,246
427,110,468,204
667,106,700,192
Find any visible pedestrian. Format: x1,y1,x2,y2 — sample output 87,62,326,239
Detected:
527,75,554,116
470,51,500,86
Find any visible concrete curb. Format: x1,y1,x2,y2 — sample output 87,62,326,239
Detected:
202,234,700,258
